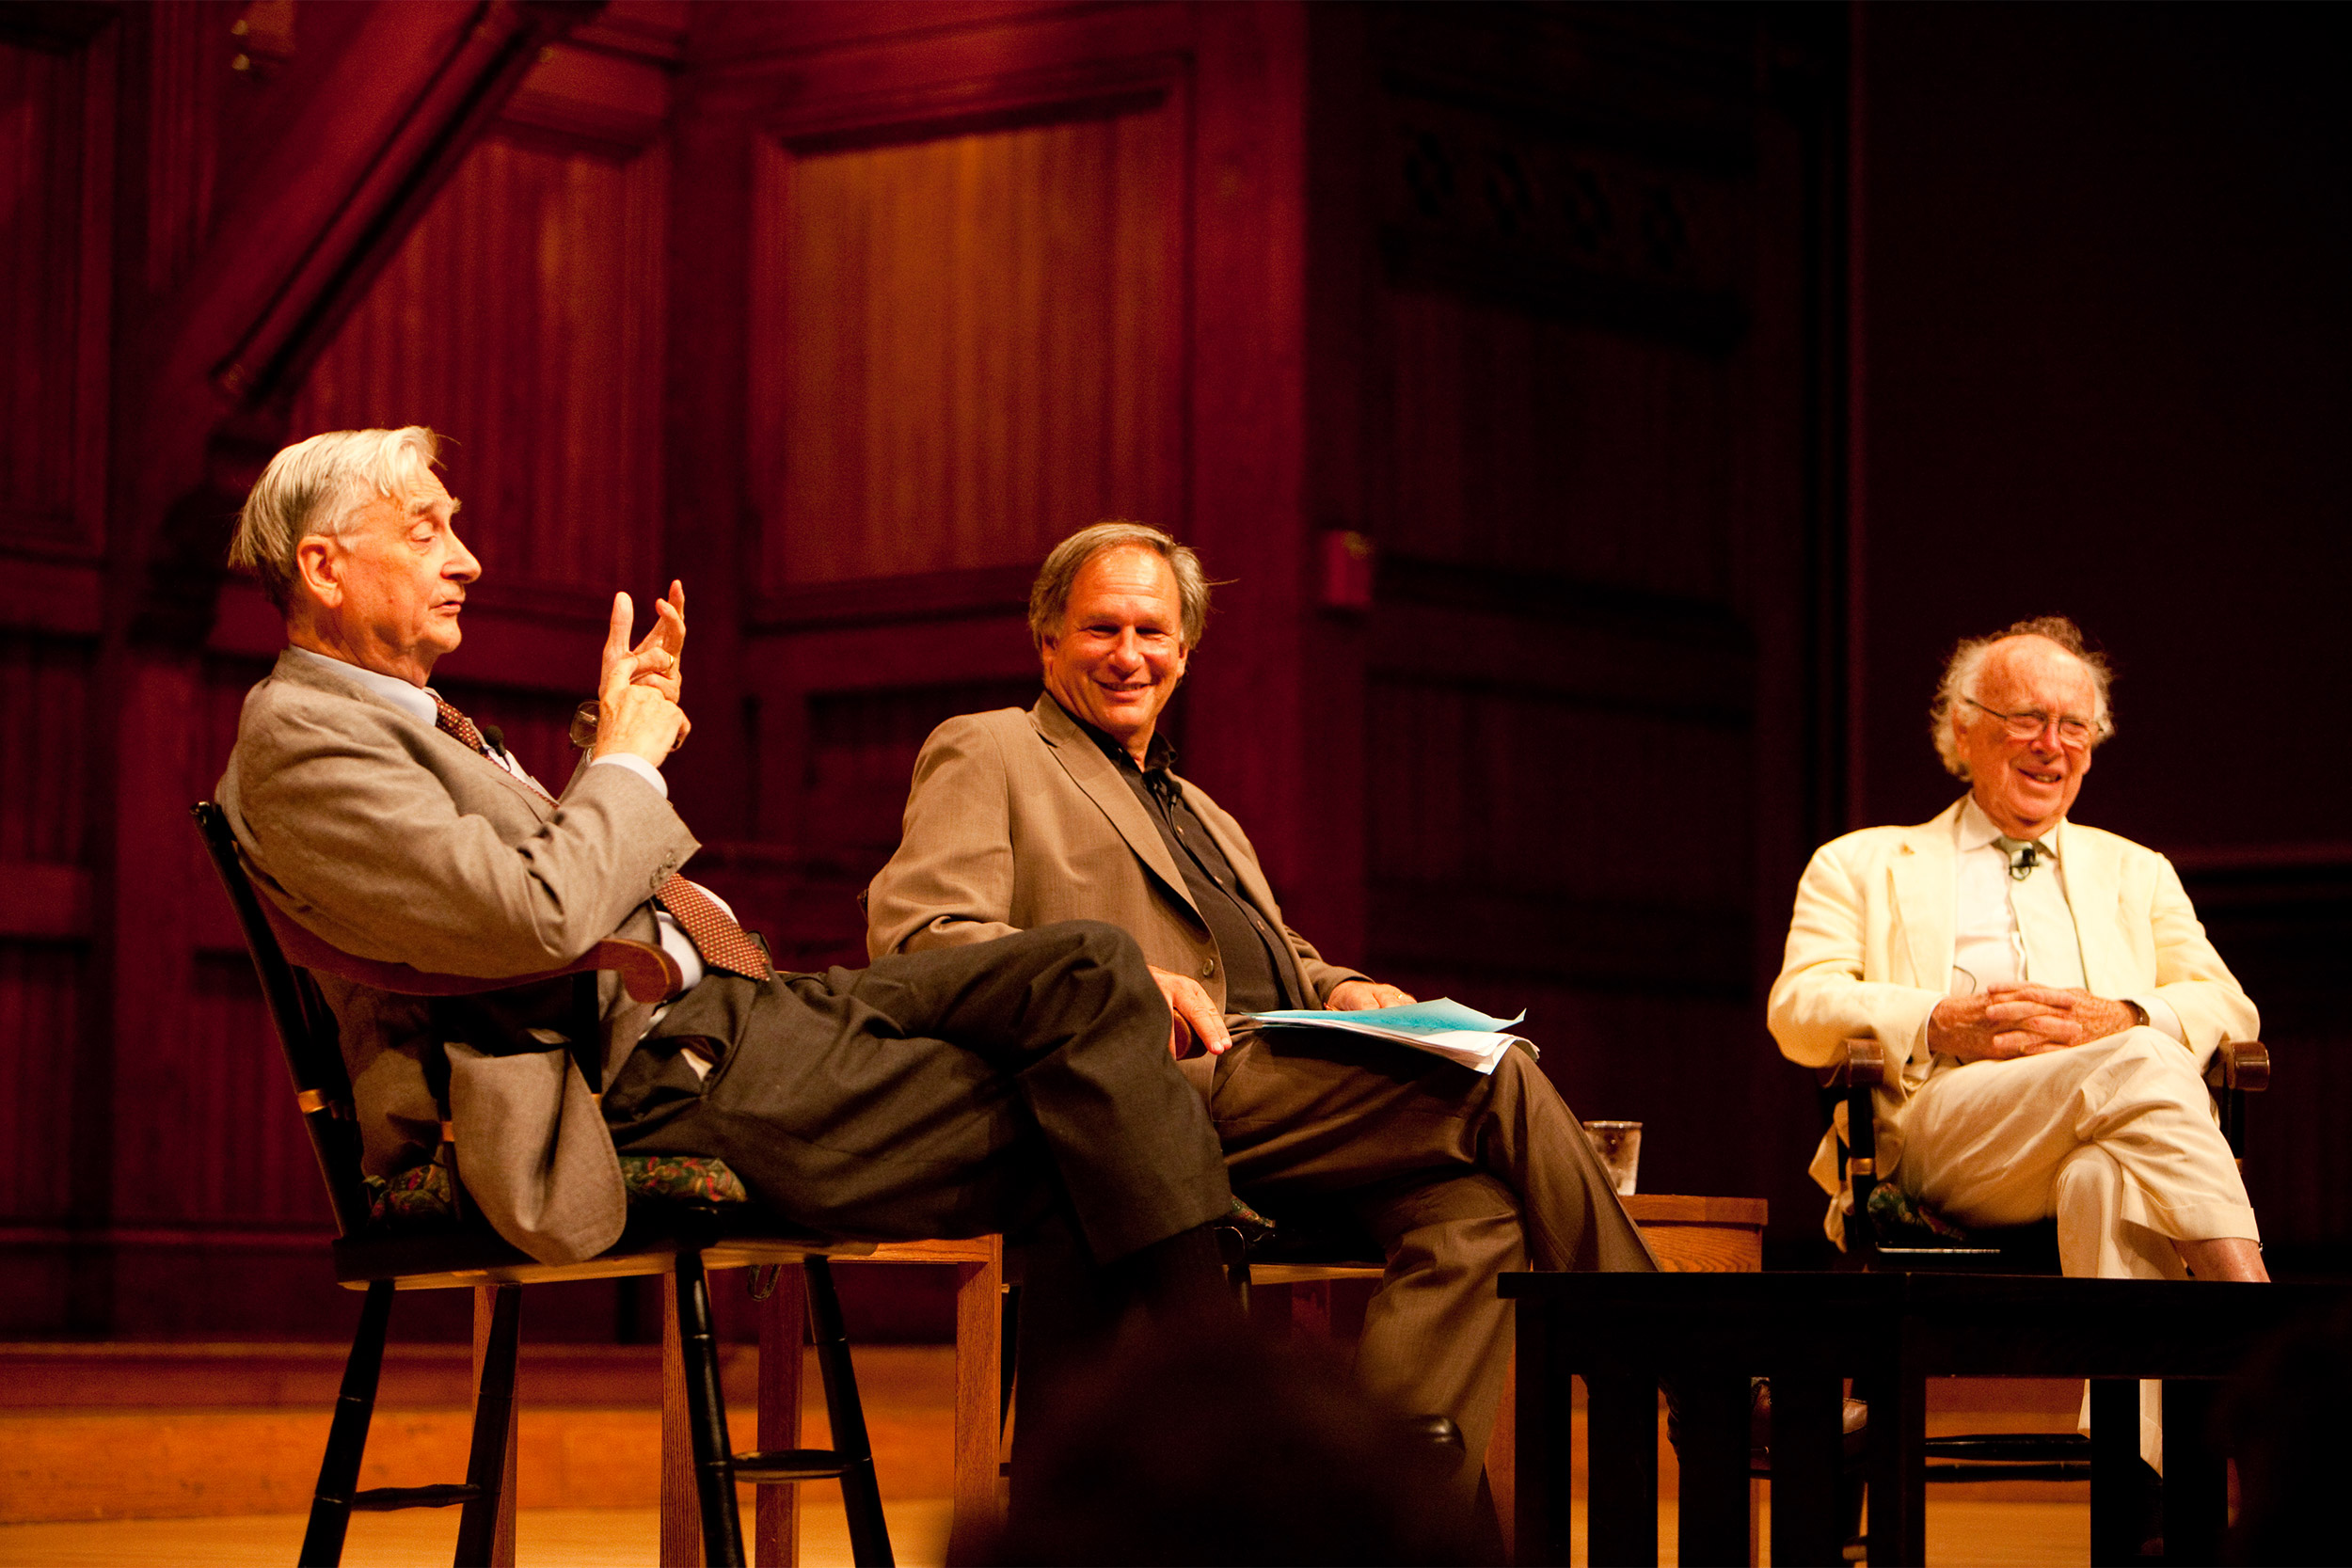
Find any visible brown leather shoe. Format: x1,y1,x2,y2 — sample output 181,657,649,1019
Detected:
1746,1380,1869,1471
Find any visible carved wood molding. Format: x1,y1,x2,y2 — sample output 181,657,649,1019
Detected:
758,50,1183,153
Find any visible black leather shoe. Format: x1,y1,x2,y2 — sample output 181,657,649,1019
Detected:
1399,1414,1466,1454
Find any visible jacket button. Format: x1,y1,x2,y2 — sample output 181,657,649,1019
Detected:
1200,959,1216,977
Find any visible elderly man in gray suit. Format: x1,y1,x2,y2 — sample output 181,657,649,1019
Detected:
215,427,1241,1433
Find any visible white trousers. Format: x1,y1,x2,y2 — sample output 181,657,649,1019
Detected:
1898,1027,2260,1470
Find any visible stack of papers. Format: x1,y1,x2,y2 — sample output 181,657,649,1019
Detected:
1233,998,1533,1075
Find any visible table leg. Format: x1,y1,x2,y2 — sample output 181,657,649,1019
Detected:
1587,1371,1659,1567
1513,1301,1575,1567
1675,1373,1749,1568
2163,1380,2226,1565
2090,1378,2142,1566
1767,1372,1844,1568
1858,1354,1925,1567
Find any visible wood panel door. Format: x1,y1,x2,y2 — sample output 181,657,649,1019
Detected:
676,2,1304,968
1311,7,1848,1230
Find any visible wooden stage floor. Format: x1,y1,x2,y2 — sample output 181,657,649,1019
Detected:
0,1339,2099,1565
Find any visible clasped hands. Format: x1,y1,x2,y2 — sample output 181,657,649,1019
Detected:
1146,966,1417,1058
590,581,691,768
1928,983,2140,1062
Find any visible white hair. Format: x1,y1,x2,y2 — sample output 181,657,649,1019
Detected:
228,427,447,610
1930,615,2117,778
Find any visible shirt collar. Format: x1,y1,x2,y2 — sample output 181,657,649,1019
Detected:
283,645,439,731
1956,794,2064,861
1054,696,1178,775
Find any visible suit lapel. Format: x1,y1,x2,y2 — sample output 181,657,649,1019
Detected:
2057,819,2126,993
1888,800,1963,990
1030,697,1203,926
270,651,555,821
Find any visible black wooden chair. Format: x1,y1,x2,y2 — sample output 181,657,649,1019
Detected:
193,800,921,1568
1819,1031,2271,1561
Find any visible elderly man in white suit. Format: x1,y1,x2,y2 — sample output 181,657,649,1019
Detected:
1769,617,2266,1468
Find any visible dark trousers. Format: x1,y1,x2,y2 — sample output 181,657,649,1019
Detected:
1186,1030,1659,1465
604,920,1233,1264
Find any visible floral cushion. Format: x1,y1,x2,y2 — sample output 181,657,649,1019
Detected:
1864,1181,1974,1245
363,1153,751,1227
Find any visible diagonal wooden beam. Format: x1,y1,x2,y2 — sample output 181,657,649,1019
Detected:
119,0,604,648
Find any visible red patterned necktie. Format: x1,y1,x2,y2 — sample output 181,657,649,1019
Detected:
652,875,774,982
433,694,771,982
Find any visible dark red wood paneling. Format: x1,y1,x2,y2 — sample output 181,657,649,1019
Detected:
0,31,111,556
0,943,85,1222
288,131,670,599
748,76,1185,590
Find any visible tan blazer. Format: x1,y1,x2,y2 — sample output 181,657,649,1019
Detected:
1767,797,2259,1214
866,695,1364,1011
217,649,699,1264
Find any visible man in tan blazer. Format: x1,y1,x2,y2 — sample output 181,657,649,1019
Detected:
1769,617,2265,1466
866,522,1656,1487
216,431,1241,1436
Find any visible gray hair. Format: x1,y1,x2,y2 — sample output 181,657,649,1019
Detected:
1028,521,1211,650
1931,614,2117,778
228,427,448,610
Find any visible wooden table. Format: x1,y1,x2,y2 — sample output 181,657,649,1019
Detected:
1251,1194,1766,1539
1502,1271,2352,1567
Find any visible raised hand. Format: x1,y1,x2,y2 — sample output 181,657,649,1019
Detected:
592,591,689,767
600,582,687,704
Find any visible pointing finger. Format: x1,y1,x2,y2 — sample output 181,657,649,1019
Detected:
604,592,635,665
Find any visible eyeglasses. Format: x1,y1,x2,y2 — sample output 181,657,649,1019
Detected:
1961,695,2095,748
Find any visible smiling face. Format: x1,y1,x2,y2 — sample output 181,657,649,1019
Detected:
1039,545,1190,761
290,470,479,685
1952,635,2101,838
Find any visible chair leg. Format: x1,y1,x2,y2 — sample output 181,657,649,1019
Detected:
805,1257,895,1567
301,1279,394,1567
675,1250,750,1568
755,1265,808,1568
947,1237,1005,1564
453,1284,522,1568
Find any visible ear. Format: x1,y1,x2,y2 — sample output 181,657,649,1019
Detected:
293,533,343,610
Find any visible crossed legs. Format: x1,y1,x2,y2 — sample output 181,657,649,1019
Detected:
1196,1033,1656,1463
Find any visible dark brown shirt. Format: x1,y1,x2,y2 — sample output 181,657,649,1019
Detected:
1059,703,1307,1013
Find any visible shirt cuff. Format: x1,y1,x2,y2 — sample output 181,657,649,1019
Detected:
590,752,667,799
2128,993,2187,1044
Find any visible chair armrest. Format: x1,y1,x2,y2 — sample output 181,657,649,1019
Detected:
1817,1037,1886,1089
2207,1039,2270,1094
258,894,683,1004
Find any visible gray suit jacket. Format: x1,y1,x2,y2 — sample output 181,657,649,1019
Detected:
864,694,1364,1012
217,649,699,1263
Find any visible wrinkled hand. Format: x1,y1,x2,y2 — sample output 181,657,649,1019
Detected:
599,582,688,704
2052,988,2138,1045
592,593,689,767
1147,963,1230,1058
1929,983,2104,1061
1327,978,1417,1011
